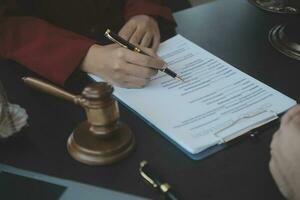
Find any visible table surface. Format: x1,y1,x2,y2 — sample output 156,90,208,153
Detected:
1,0,300,199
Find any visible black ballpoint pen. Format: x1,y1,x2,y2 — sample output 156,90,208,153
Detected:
105,29,184,81
139,160,179,200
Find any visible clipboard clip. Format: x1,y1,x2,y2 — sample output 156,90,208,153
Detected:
215,108,278,144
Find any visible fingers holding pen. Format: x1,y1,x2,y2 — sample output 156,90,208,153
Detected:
81,44,163,89
140,32,153,48
119,15,161,51
112,73,151,89
152,34,161,52
125,48,166,70
110,60,157,80
124,62,158,78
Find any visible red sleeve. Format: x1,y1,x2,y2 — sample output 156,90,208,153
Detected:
124,0,176,25
0,16,95,85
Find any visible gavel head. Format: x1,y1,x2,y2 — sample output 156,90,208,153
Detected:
67,82,135,165
80,82,119,131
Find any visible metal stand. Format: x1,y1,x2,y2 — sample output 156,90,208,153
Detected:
248,0,300,14
269,23,300,60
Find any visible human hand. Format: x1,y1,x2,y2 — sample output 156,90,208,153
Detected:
280,104,300,130
81,44,165,88
119,15,161,51
269,105,300,200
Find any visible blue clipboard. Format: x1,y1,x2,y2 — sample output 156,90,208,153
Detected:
118,97,280,160
89,76,281,160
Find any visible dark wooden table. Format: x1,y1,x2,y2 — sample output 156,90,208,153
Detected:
1,0,300,199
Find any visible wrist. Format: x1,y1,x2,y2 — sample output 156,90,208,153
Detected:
81,44,102,73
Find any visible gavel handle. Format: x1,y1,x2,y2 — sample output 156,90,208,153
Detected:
23,77,77,103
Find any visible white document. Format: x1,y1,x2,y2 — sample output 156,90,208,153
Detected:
90,35,296,154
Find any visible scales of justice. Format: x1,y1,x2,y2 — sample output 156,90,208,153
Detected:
249,0,300,60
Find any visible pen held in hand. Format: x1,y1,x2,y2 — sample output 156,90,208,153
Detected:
105,29,184,81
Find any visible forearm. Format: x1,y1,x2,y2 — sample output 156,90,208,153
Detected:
0,16,95,85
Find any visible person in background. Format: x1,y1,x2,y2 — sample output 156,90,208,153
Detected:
270,104,300,200
0,0,176,88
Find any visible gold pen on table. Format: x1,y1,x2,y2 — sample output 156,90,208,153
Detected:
104,29,184,81
139,160,179,200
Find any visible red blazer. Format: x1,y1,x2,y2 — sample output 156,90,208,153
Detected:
0,0,175,85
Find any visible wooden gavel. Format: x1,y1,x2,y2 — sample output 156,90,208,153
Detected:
23,77,135,165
